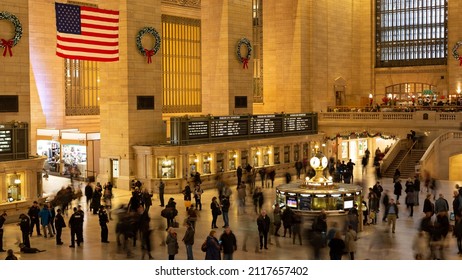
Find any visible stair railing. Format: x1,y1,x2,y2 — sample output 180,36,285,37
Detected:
394,140,417,177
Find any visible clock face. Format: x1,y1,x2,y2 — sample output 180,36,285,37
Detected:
310,157,320,168
321,157,328,168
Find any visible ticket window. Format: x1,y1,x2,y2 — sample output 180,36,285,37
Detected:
189,155,199,176
216,153,224,172
263,153,269,166
303,143,309,159
203,154,211,174
241,150,248,167
284,146,290,163
6,173,23,202
253,150,259,167
294,144,300,162
158,158,176,178
228,151,237,171
274,147,280,164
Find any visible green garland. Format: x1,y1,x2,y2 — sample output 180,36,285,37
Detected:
324,131,396,141
236,38,252,68
136,27,161,63
0,11,23,57
453,41,462,65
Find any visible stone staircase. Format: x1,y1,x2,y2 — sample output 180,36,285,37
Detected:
383,148,426,179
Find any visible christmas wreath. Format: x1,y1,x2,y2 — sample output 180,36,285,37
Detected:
0,11,23,57
136,27,161,64
236,38,252,69
452,41,462,66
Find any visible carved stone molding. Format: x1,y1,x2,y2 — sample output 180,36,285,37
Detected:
162,0,201,9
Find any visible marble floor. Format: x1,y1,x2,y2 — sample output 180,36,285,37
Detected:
1,166,461,260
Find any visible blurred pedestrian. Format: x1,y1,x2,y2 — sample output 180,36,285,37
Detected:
182,222,195,260
257,209,271,250
18,214,30,248
344,224,357,260
273,204,282,236
205,230,221,260
328,231,345,260
0,212,6,252
54,209,66,245
220,226,237,260
210,196,221,229
386,199,399,233
166,227,179,260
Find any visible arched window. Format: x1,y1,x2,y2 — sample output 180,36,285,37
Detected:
384,83,437,105
376,0,448,67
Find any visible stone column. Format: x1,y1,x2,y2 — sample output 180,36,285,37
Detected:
201,0,253,116
98,0,165,190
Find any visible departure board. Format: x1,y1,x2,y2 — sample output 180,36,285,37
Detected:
187,121,209,138
250,114,283,134
284,113,312,132
210,116,248,137
170,113,317,145
0,129,12,153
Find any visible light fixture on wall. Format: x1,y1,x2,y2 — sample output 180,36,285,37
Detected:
193,154,199,163
205,153,212,161
14,173,21,185
457,87,461,94
256,150,261,156
266,147,272,154
232,151,237,158
162,157,172,166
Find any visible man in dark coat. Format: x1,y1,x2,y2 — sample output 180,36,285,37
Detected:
257,209,271,250
69,207,84,247
54,208,66,245
220,226,237,260
84,183,93,212
98,206,110,243
18,214,31,248
236,166,243,186
27,201,41,236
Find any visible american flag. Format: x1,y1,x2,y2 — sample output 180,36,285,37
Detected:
55,2,119,62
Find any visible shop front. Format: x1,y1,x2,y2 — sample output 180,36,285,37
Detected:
38,129,100,181
133,136,323,194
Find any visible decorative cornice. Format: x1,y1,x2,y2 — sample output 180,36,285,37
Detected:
375,65,447,74
162,0,201,9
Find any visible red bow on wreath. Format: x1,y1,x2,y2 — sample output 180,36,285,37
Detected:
241,57,249,69
1,39,14,57
144,48,155,64
459,56,462,66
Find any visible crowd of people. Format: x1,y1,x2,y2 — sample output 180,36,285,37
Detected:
2,162,462,260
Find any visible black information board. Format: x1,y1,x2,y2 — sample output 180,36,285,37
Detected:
210,116,248,137
187,121,209,138
170,113,317,145
284,113,312,132
250,114,283,134
0,129,12,153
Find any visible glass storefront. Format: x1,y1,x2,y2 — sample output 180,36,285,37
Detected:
62,144,86,177
37,140,60,172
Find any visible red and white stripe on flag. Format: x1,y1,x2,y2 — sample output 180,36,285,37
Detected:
55,3,119,62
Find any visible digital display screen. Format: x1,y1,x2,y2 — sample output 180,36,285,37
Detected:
344,200,354,209
287,197,298,208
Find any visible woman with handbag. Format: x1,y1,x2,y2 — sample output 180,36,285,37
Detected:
210,197,221,229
